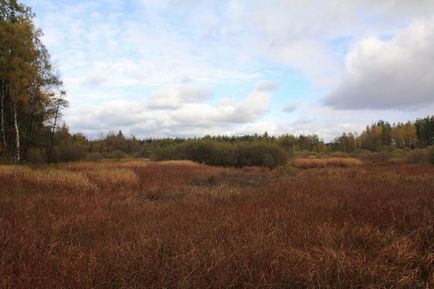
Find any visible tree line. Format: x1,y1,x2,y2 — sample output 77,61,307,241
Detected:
1,0,433,166
21,115,432,165
331,116,434,153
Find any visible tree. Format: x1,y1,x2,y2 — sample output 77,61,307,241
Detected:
415,115,434,147
0,0,67,162
335,132,356,153
47,91,68,163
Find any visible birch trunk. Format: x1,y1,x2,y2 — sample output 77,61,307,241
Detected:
11,90,20,162
0,80,6,150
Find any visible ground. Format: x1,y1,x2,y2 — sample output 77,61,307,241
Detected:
0,158,433,288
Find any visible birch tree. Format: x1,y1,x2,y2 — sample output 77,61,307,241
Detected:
0,0,66,162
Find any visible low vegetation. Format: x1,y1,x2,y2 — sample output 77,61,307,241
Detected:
151,140,290,168
1,160,433,288
292,157,363,168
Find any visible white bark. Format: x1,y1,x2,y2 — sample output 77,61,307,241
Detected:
12,92,20,162
0,80,6,149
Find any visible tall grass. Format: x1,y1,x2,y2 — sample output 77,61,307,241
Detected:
292,157,363,168
0,160,433,288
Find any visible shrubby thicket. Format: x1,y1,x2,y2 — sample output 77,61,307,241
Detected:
151,140,289,168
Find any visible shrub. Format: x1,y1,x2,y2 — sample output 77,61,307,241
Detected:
105,150,128,160
429,147,434,165
51,143,88,163
234,142,289,168
351,149,371,158
151,140,289,168
328,151,350,158
406,149,430,164
361,151,392,162
152,145,180,161
85,152,104,162
25,147,47,164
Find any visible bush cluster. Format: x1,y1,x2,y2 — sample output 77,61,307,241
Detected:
404,147,434,164
430,147,434,165
151,140,290,168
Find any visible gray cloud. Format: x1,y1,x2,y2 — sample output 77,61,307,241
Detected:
147,86,211,110
324,18,434,110
256,80,279,91
283,104,297,113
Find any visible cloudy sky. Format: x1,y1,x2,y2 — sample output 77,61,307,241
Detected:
23,0,434,140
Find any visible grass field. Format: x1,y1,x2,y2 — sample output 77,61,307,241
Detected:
1,159,433,288
292,157,363,168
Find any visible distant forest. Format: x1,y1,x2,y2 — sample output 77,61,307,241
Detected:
1,0,433,165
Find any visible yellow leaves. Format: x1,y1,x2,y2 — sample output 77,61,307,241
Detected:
0,19,38,98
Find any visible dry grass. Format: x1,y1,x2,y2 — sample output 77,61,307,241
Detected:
1,160,433,289
293,157,363,168
157,160,202,166
0,166,97,194
84,169,139,191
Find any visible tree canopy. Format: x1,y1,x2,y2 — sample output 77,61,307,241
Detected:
0,0,67,163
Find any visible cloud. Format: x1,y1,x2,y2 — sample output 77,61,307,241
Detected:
283,104,297,113
65,84,273,138
220,0,434,86
324,18,434,110
256,80,278,91
27,0,434,140
147,86,211,109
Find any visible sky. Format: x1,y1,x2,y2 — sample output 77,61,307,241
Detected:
23,0,434,141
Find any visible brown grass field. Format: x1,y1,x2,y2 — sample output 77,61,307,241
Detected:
292,157,363,168
0,159,433,289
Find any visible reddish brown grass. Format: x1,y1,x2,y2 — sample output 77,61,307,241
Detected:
0,161,433,288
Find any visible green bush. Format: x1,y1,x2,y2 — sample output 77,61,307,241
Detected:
25,147,47,163
105,150,128,160
234,142,289,168
86,152,104,162
50,143,88,163
429,147,434,165
151,140,289,168
328,151,350,158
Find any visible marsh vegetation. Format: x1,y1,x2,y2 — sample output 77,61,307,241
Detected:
1,158,433,288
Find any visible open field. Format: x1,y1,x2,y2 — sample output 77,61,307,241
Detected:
1,160,433,289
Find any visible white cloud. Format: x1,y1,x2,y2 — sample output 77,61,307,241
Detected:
65,84,273,138
325,18,434,110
